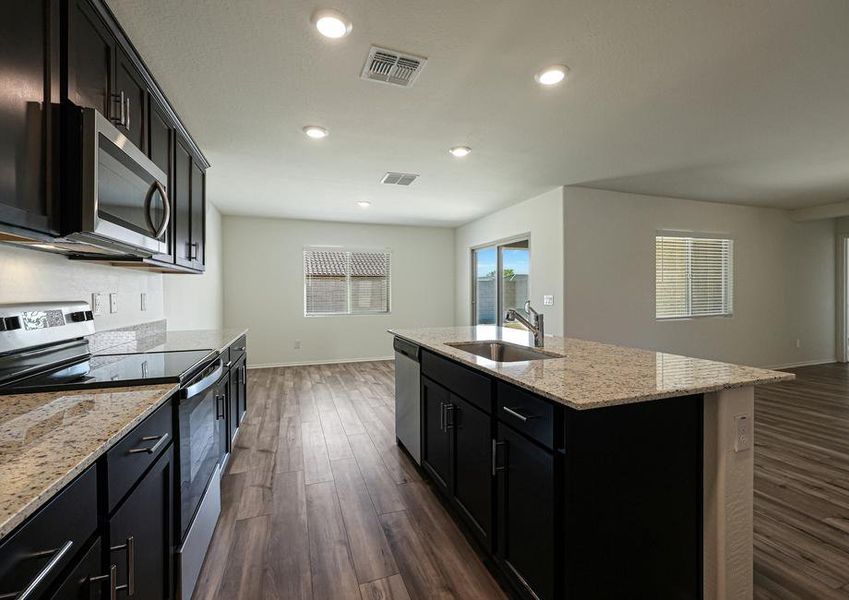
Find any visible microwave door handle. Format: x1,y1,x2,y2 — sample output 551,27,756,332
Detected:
145,180,171,240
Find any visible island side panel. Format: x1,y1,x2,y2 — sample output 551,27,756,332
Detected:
703,386,755,600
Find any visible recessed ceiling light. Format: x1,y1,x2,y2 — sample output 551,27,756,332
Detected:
449,146,471,158
357,201,371,209
311,9,352,39
303,125,328,139
534,65,568,86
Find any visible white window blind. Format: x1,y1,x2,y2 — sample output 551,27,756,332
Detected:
655,235,733,319
304,247,391,316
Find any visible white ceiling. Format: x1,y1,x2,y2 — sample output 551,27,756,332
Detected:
107,0,849,226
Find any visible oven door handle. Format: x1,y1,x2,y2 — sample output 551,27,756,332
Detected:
181,359,223,399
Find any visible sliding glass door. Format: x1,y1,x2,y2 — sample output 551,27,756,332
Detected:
472,239,530,326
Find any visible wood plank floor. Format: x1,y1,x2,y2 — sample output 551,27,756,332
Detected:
192,361,507,600
754,363,849,599
194,361,849,599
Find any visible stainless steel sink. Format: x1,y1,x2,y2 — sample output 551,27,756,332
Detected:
447,341,559,362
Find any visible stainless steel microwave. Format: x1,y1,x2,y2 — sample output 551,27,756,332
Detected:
61,108,171,256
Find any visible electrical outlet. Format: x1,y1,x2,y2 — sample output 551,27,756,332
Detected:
543,295,554,306
109,293,118,314
91,293,103,316
734,414,752,452
140,293,147,312
294,340,301,350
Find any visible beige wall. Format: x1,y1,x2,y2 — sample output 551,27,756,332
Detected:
563,186,835,368
454,188,565,334
164,203,224,329
222,216,455,367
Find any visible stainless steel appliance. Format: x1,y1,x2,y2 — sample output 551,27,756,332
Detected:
0,302,224,600
60,108,170,257
394,337,421,464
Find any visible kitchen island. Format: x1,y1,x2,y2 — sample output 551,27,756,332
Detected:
390,326,793,600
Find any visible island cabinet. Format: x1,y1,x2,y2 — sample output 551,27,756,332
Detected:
421,351,495,551
415,345,704,600
0,398,178,600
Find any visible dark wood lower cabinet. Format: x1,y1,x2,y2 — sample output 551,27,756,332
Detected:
452,396,493,551
496,423,555,600
412,344,703,600
107,444,175,600
48,538,107,600
421,377,452,493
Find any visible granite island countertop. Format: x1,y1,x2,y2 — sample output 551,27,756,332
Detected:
0,383,178,541
389,326,794,410
94,328,248,356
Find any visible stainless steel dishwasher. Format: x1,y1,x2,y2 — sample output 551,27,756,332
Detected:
394,337,421,464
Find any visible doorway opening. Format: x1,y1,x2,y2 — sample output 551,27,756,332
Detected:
471,237,530,328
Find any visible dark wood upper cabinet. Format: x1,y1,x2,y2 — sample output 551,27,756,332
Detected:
0,0,57,236
66,0,114,118
174,138,192,268
114,47,146,150
190,161,205,269
148,97,174,263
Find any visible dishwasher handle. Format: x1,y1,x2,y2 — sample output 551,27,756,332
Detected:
393,337,420,361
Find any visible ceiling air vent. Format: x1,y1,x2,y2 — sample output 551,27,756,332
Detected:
381,172,419,186
361,46,427,88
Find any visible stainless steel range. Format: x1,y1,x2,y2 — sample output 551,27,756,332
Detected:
0,302,226,600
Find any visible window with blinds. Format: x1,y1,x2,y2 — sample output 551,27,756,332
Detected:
655,234,733,319
304,247,391,316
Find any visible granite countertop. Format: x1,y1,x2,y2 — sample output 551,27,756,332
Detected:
0,383,177,541
390,326,794,410
94,328,247,356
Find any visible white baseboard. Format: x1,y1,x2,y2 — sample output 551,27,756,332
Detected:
247,355,394,369
762,357,836,370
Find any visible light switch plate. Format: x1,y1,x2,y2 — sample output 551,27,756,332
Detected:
91,293,103,316
543,295,554,306
109,293,118,314
734,414,751,452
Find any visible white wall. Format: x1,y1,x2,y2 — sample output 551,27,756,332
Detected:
454,188,565,334
563,186,835,368
164,203,224,329
0,245,164,330
222,216,455,367
0,202,223,333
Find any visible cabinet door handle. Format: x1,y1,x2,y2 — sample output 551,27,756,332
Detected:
492,440,507,476
215,395,225,420
110,536,134,596
90,564,118,600
112,92,125,125
127,432,169,455
502,406,535,422
439,402,446,432
0,540,74,600
188,241,199,260
124,96,130,129
445,404,456,430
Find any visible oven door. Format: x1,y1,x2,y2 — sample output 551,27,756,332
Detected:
177,358,224,540
76,108,171,255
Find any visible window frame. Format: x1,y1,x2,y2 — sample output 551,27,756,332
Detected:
303,246,392,317
655,231,734,321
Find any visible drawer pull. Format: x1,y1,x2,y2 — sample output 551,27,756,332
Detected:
502,406,536,422
225,361,233,369
110,536,135,596
90,564,118,600
0,540,74,600
234,346,246,352
127,433,169,455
